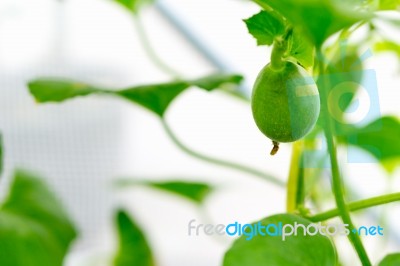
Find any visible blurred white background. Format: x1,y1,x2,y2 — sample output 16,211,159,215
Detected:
0,0,399,265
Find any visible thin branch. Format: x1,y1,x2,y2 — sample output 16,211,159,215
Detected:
309,192,400,222
162,120,285,187
317,49,371,265
134,14,182,79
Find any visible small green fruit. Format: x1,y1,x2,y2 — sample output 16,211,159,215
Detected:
251,61,320,144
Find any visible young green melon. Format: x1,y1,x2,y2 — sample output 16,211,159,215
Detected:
251,61,320,144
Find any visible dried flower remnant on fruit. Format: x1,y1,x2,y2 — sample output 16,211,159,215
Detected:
270,141,279,155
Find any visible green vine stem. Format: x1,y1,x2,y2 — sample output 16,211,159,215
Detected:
270,27,292,71
134,14,181,79
317,50,371,266
161,119,285,187
309,192,400,222
270,40,286,70
286,140,304,212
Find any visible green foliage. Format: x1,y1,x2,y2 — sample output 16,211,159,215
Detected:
253,0,370,46
113,0,154,14
375,40,400,58
379,253,400,266
114,210,154,266
0,171,77,266
0,133,3,176
244,11,314,68
286,28,314,69
28,79,100,103
115,179,213,204
325,47,363,112
244,10,285,46
327,46,363,75
191,74,244,91
24,0,400,264
341,116,400,170
223,214,337,266
117,82,189,116
147,181,212,204
28,74,243,117
379,0,400,10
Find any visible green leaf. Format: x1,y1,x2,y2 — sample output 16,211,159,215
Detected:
192,74,247,101
314,46,364,132
115,179,213,204
374,40,400,58
379,253,400,266
287,28,315,69
326,46,363,112
113,0,154,14
28,74,243,117
0,133,3,176
191,74,243,91
254,0,370,46
326,45,363,73
114,210,154,266
379,0,400,10
243,10,285,46
243,9,316,87
117,81,189,116
223,213,337,266
117,74,244,116
0,171,77,266
28,79,101,103
340,116,400,168
381,158,400,173
148,181,212,203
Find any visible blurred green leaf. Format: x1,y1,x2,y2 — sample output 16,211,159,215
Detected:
379,0,400,10
117,74,244,116
115,179,213,204
314,46,364,133
0,171,77,266
339,116,400,170
223,213,337,266
28,74,243,117
287,28,315,69
254,0,370,46
243,10,285,46
193,74,247,101
191,74,244,91
379,253,400,266
114,210,154,266
327,46,363,74
116,81,189,116
326,46,363,112
381,158,400,173
374,40,400,58
0,133,3,176
28,80,100,103
113,0,154,14
147,181,212,203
